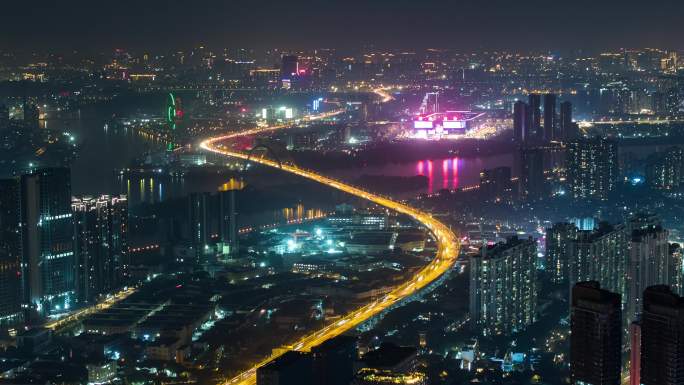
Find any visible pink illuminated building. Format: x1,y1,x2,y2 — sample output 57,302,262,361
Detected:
412,111,486,138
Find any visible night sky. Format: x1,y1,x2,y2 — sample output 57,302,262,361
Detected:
2,0,684,51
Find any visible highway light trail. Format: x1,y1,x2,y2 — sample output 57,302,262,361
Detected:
44,287,137,331
200,106,458,385
372,87,395,103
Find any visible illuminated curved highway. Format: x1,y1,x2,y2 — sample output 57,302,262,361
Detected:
200,94,458,385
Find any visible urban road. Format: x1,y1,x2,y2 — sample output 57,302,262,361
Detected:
200,89,460,385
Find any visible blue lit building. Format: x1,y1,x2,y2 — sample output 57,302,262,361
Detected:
20,168,76,316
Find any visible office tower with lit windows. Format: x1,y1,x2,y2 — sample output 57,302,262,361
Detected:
626,212,662,234
528,94,542,140
20,168,75,315
570,281,622,385
566,137,618,200
645,147,683,190
640,285,684,385
543,93,556,142
666,88,681,115
545,222,579,284
513,100,529,143
627,225,671,325
72,195,128,305
567,223,628,303
479,166,512,203
519,147,546,201
671,244,684,296
0,178,23,330
469,236,538,336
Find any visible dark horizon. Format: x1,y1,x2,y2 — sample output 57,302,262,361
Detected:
3,0,684,52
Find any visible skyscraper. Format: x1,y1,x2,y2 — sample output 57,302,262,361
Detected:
311,335,357,385
0,104,9,131
570,281,622,385
528,94,542,140
640,285,684,385
281,55,299,79
20,168,75,315
568,223,628,303
630,322,641,385
23,102,39,129
218,180,244,256
543,93,556,142
479,166,512,203
519,147,546,201
470,236,538,336
559,101,576,141
513,100,529,143
0,249,22,332
671,244,684,296
645,147,683,190
627,225,671,326
0,178,23,330
72,195,129,304
545,222,579,284
257,350,313,385
566,137,619,200
188,192,211,265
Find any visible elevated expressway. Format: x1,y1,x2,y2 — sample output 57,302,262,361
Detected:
200,91,459,385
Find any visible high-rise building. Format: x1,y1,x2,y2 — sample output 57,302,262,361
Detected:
543,94,556,142
519,147,546,201
570,281,622,385
281,55,299,80
218,180,244,256
479,167,512,203
666,88,680,115
0,178,23,330
72,195,129,305
513,100,529,143
652,91,667,115
671,243,684,296
0,104,9,130
0,249,22,332
20,168,75,315
568,223,628,303
187,192,211,264
559,101,577,141
626,212,662,235
630,322,641,385
257,350,313,385
627,225,671,326
566,137,618,200
645,147,683,190
23,102,39,129
470,236,538,336
545,222,579,284
528,94,542,140
311,335,357,385
640,285,684,385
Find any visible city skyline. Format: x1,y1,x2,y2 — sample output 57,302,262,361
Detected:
1,5,684,384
